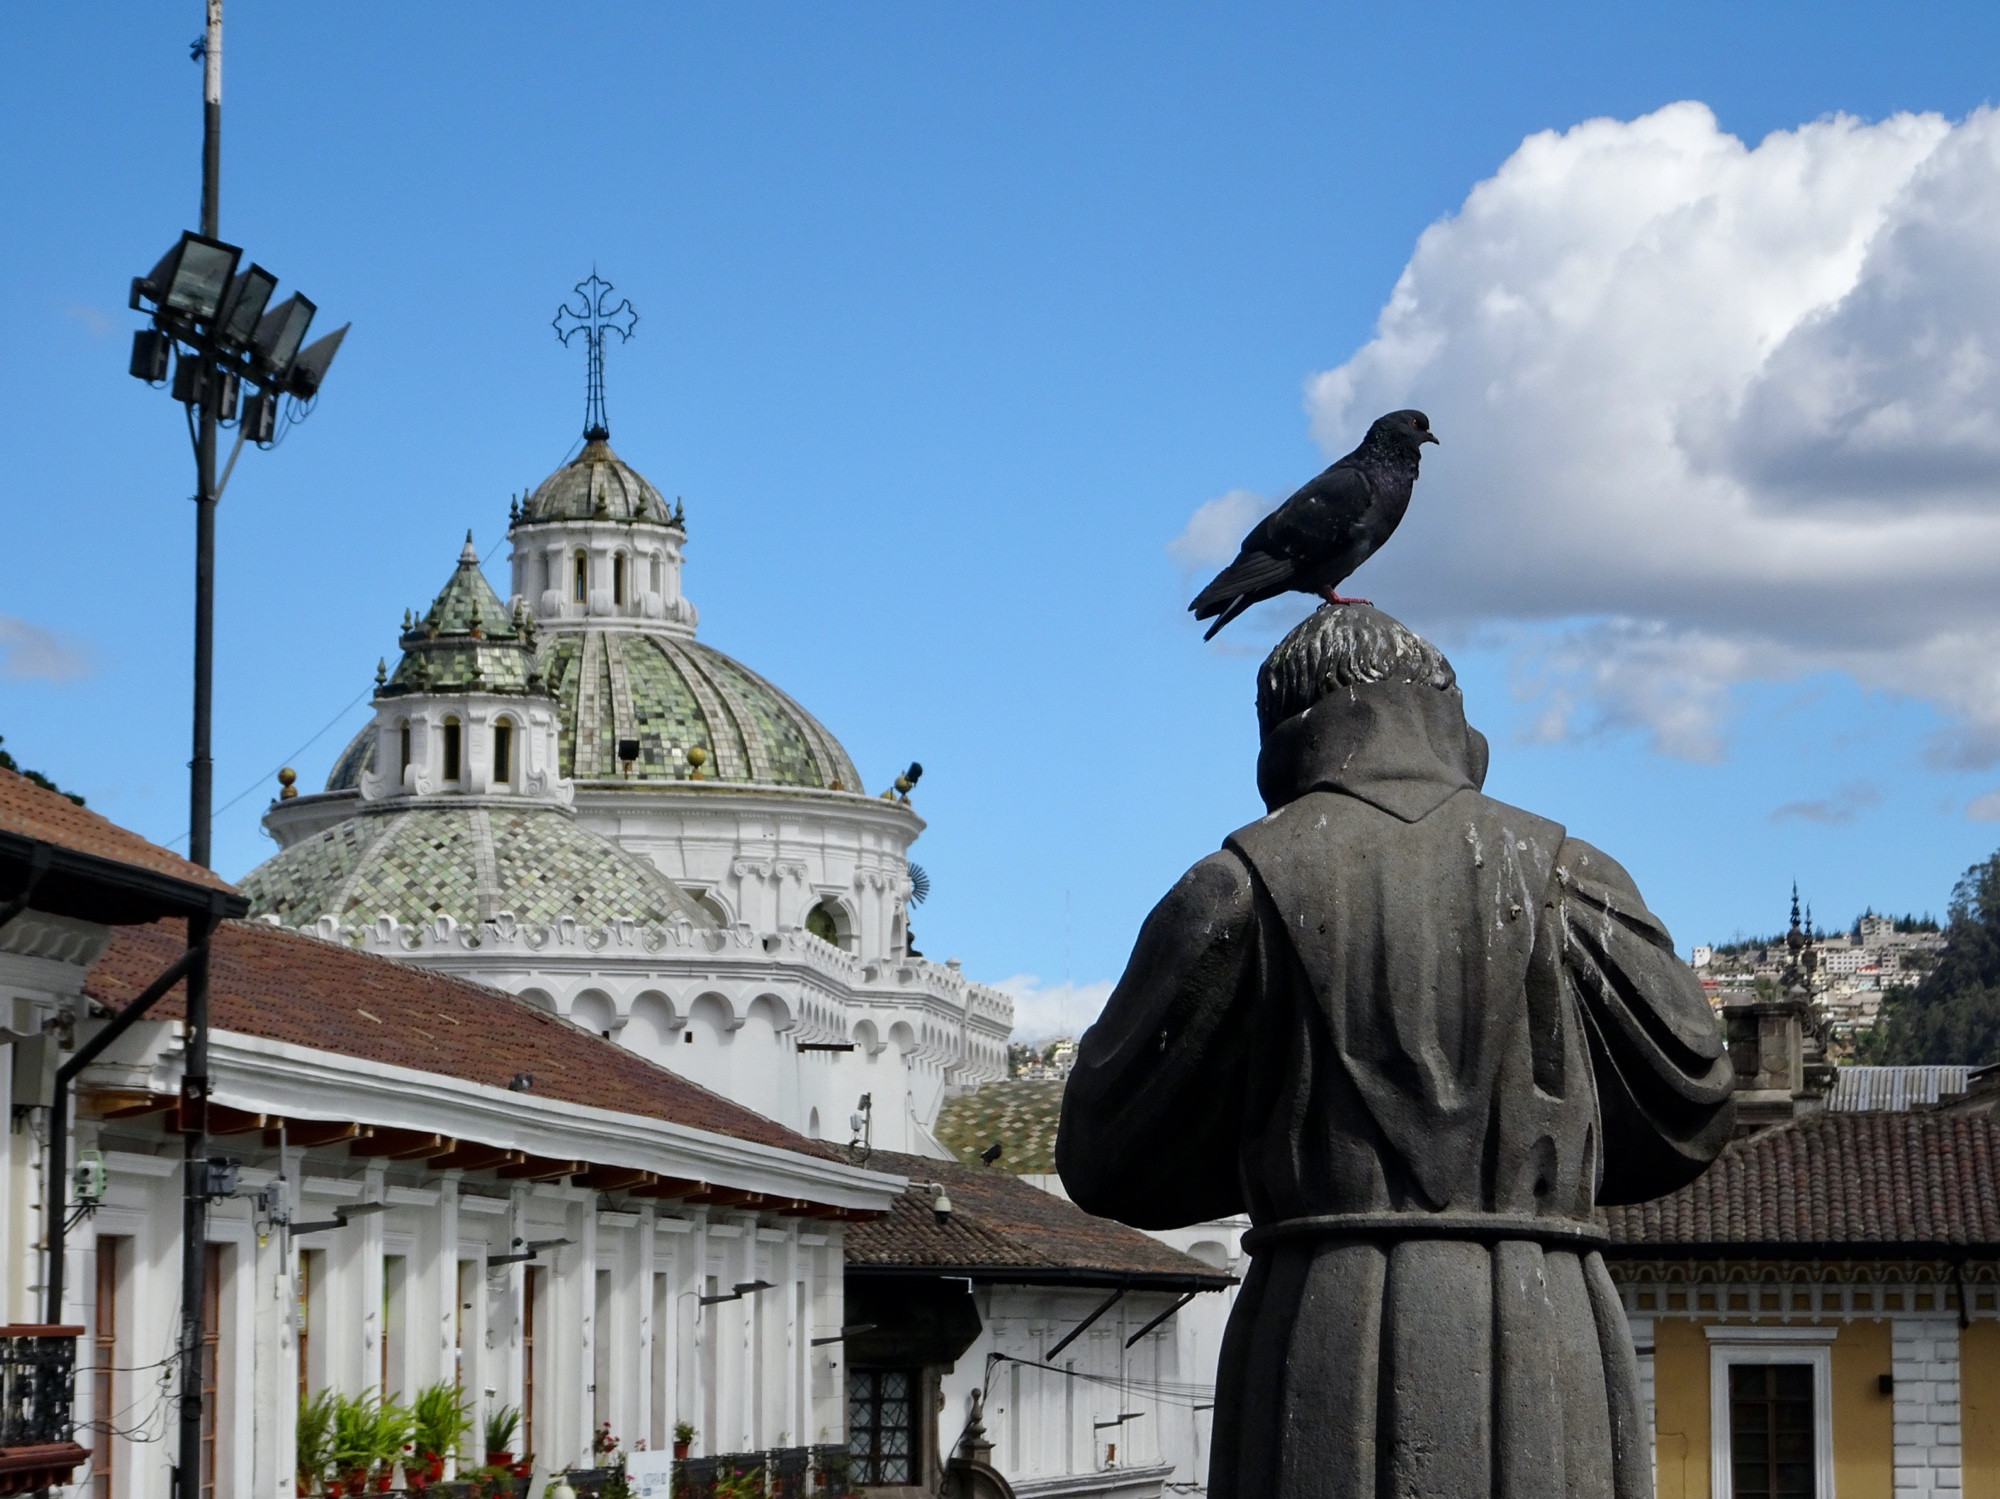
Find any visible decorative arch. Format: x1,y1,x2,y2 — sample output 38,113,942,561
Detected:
688,991,739,1043
626,990,679,1055
516,986,557,1014
805,897,855,952
570,988,617,1037
746,992,795,1033
852,1019,883,1058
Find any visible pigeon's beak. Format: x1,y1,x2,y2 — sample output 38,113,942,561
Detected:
1421,430,1440,445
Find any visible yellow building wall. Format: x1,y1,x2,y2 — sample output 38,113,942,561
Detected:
1965,1321,2000,1499
1652,1319,1896,1499
1830,1319,1892,1499
1655,1319,1710,1499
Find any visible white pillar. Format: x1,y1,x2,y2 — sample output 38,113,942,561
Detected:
1892,1317,1962,1499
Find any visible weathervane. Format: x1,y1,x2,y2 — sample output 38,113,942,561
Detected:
552,272,638,441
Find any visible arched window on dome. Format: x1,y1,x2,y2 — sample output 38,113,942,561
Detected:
492,720,514,788
649,553,662,596
398,721,411,781
613,553,627,607
805,899,853,953
442,717,461,783
573,552,588,604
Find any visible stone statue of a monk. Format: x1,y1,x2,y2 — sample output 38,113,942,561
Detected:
1057,605,1734,1499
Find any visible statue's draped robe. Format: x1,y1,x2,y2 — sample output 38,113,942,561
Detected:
1057,680,1733,1499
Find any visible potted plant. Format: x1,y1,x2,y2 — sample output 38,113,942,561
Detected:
413,1382,475,1484
484,1406,522,1470
333,1392,379,1498
298,1388,337,1497
672,1425,694,1462
371,1395,415,1493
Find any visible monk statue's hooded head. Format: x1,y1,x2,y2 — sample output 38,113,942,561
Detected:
1255,605,1490,821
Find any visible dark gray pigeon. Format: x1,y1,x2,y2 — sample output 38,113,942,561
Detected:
1189,409,1438,640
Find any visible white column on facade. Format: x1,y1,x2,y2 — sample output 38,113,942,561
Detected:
357,1165,389,1394
635,1205,657,1454
428,1175,462,1391
781,1221,801,1448
252,1186,298,1499
1892,1318,1963,1499
563,1189,598,1473
686,1210,711,1456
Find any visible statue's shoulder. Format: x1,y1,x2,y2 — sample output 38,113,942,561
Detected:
1226,788,1569,887
1222,788,1352,863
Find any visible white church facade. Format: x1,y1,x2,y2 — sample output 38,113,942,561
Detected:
243,432,1013,1155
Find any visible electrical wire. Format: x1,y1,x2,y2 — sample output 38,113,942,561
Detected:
161,683,374,851
986,1353,1218,1410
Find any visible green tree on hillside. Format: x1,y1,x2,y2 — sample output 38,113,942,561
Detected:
1864,851,2000,1065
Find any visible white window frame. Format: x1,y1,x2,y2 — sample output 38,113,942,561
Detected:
1705,1325,1838,1499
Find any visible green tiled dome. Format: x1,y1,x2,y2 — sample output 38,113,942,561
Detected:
382,536,541,698
542,631,862,790
518,437,679,525
241,804,713,929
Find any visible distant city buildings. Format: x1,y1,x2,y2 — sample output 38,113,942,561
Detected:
1693,909,1943,1045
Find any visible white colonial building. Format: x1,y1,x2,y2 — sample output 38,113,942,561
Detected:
245,434,1011,1154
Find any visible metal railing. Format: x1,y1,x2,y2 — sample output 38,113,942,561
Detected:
0,1327,79,1448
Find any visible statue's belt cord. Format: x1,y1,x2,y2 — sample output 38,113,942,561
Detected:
1242,1211,1608,1253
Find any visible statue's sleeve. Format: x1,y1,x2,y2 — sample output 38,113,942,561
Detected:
1056,850,1257,1229
1554,838,1737,1205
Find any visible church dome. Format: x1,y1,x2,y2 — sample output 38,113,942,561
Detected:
518,437,680,526
241,802,713,930
540,631,861,789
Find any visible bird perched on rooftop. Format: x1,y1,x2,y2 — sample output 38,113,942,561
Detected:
1188,409,1438,640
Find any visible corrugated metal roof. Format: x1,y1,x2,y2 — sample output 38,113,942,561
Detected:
1827,1065,1971,1113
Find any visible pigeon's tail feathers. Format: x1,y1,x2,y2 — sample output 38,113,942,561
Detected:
1189,548,1295,619
1201,595,1258,641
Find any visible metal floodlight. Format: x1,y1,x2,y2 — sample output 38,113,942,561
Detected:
214,264,279,352
172,351,205,405
213,370,240,423
129,329,171,383
285,322,348,399
134,231,241,321
249,292,315,378
240,388,279,443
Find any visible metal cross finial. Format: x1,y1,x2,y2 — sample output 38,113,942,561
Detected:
552,272,638,441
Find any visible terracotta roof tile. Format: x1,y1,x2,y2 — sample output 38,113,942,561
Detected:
845,1149,1231,1287
0,768,233,895
86,919,831,1162
1602,1110,2000,1248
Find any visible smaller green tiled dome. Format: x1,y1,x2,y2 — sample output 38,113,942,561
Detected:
518,437,681,526
241,803,713,930
381,533,542,699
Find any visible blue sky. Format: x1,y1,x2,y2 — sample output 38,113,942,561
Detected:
8,4,2000,1035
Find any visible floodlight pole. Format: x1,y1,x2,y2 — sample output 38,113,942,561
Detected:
177,4,223,1497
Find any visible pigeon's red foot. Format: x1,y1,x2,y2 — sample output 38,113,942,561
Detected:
1317,587,1372,606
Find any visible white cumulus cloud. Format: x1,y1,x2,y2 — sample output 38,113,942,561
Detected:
1168,488,1272,569
991,974,1115,1043
1280,100,2000,763
0,617,91,682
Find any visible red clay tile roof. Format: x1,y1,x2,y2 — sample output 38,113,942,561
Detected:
87,918,830,1161
1602,1110,2000,1249
0,767,233,896
845,1148,1233,1288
